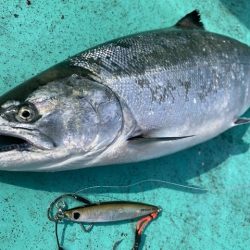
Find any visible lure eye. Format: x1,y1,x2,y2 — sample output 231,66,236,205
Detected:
15,103,39,123
73,211,81,220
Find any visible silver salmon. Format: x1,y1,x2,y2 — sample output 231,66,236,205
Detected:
0,10,249,171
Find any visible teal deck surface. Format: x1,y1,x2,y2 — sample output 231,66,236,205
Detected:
0,1,249,249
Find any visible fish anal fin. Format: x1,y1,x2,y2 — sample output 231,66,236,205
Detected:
234,117,250,126
175,10,205,30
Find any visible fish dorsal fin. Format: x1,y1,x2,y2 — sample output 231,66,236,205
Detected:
175,10,204,30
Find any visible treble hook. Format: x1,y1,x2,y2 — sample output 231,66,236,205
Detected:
112,211,160,250
47,193,91,222
132,211,159,250
55,221,64,250
47,193,92,250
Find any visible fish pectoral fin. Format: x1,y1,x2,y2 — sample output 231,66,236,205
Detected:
234,117,250,126
175,10,205,30
128,134,195,142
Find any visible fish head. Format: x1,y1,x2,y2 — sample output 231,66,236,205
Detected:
0,68,123,171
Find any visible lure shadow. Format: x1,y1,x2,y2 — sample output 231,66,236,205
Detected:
0,110,249,194
219,0,250,29
58,218,151,250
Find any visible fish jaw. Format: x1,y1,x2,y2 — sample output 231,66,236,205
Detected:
0,146,71,171
0,119,55,150
0,115,57,170
0,118,73,170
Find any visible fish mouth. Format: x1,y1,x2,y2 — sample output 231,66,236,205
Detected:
0,122,55,152
0,134,32,152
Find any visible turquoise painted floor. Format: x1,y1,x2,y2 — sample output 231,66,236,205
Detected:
0,1,250,249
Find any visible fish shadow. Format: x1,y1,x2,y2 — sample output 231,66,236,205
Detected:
0,109,249,195
219,0,250,29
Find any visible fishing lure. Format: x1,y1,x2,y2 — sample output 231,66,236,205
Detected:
48,193,161,249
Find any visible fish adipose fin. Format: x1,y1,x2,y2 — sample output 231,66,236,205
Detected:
175,10,205,30
234,117,250,126
128,135,194,142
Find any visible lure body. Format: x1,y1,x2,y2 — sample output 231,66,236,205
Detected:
48,194,161,249
64,201,160,223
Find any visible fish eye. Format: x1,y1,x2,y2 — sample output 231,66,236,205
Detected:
15,103,39,123
73,211,81,220
20,108,31,118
